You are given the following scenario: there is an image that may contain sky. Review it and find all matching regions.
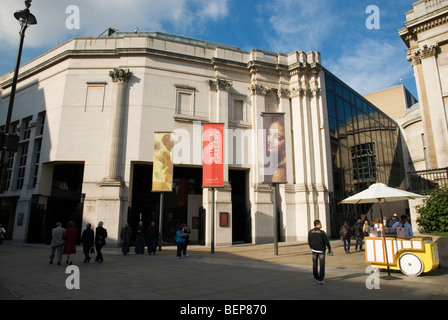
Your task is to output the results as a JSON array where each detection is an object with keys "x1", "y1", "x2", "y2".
[{"x1": 0, "y1": 0, "x2": 418, "y2": 98}]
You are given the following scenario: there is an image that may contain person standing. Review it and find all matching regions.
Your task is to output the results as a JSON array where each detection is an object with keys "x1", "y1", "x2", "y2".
[
  {"x1": 120, "y1": 223, "x2": 133, "y2": 255},
  {"x1": 95, "y1": 221, "x2": 108, "y2": 263},
  {"x1": 387, "y1": 213, "x2": 399, "y2": 227},
  {"x1": 175, "y1": 225, "x2": 188, "y2": 259},
  {"x1": 0, "y1": 224, "x2": 5, "y2": 244},
  {"x1": 181, "y1": 223, "x2": 191, "y2": 257},
  {"x1": 135, "y1": 221, "x2": 145, "y2": 255},
  {"x1": 49, "y1": 222, "x2": 66, "y2": 265},
  {"x1": 308, "y1": 220, "x2": 332, "y2": 285},
  {"x1": 353, "y1": 218, "x2": 364, "y2": 251},
  {"x1": 63, "y1": 221, "x2": 78, "y2": 265},
  {"x1": 81, "y1": 223, "x2": 94, "y2": 263},
  {"x1": 340, "y1": 221, "x2": 351, "y2": 254},
  {"x1": 392, "y1": 215, "x2": 414, "y2": 237},
  {"x1": 363, "y1": 220, "x2": 371, "y2": 237},
  {"x1": 146, "y1": 221, "x2": 159, "y2": 255}
]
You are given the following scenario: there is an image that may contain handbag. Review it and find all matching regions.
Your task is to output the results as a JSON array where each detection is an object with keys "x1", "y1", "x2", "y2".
[{"x1": 90, "y1": 247, "x2": 95, "y2": 254}]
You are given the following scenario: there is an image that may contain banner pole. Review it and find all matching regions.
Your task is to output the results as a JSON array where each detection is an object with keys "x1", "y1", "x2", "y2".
[
  {"x1": 273, "y1": 184, "x2": 278, "y2": 256},
  {"x1": 158, "y1": 192, "x2": 164, "y2": 252},
  {"x1": 211, "y1": 187, "x2": 215, "y2": 254}
]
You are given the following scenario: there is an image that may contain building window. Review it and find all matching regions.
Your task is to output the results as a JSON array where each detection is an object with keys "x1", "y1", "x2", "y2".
[
  {"x1": 32, "y1": 139, "x2": 42, "y2": 188},
  {"x1": 5, "y1": 151, "x2": 14, "y2": 191},
  {"x1": 37, "y1": 111, "x2": 46, "y2": 136},
  {"x1": 351, "y1": 143, "x2": 377, "y2": 180},
  {"x1": 175, "y1": 87, "x2": 195, "y2": 117},
  {"x1": 85, "y1": 83, "x2": 107, "y2": 111},
  {"x1": 16, "y1": 142, "x2": 29, "y2": 189},
  {"x1": 231, "y1": 98, "x2": 245, "y2": 122},
  {"x1": 22, "y1": 117, "x2": 32, "y2": 140}
]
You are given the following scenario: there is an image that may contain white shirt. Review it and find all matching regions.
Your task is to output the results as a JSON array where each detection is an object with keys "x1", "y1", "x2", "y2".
[{"x1": 392, "y1": 221, "x2": 414, "y2": 237}]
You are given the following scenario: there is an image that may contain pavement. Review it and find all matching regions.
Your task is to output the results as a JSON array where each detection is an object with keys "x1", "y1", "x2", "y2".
[{"x1": 1, "y1": 239, "x2": 447, "y2": 310}]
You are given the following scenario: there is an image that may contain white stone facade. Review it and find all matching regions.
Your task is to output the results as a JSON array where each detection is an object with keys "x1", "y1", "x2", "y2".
[
  {"x1": 0, "y1": 32, "x2": 332, "y2": 246},
  {"x1": 398, "y1": 0, "x2": 448, "y2": 169}
]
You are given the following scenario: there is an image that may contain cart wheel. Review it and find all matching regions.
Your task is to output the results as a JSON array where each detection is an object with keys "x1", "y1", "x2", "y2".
[{"x1": 399, "y1": 253, "x2": 423, "y2": 276}]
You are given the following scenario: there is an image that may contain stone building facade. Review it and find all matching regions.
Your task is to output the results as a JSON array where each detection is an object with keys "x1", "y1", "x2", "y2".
[
  {"x1": 398, "y1": 0, "x2": 448, "y2": 170},
  {"x1": 0, "y1": 30, "x2": 405, "y2": 245}
]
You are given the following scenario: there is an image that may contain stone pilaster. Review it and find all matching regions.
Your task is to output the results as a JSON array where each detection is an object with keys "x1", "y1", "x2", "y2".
[{"x1": 104, "y1": 68, "x2": 132, "y2": 183}]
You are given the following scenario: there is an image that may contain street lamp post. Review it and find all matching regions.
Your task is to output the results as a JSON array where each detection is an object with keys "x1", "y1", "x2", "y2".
[{"x1": 0, "y1": 1, "x2": 37, "y2": 192}]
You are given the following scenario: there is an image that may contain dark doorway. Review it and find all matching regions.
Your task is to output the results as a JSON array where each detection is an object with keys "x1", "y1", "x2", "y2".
[
  {"x1": 0, "y1": 197, "x2": 18, "y2": 240},
  {"x1": 31, "y1": 163, "x2": 85, "y2": 244},
  {"x1": 129, "y1": 164, "x2": 203, "y2": 244},
  {"x1": 229, "y1": 169, "x2": 251, "y2": 243}
]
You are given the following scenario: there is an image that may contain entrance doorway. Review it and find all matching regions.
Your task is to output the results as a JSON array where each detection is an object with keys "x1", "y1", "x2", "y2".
[
  {"x1": 129, "y1": 164, "x2": 203, "y2": 244},
  {"x1": 0, "y1": 197, "x2": 18, "y2": 240},
  {"x1": 229, "y1": 169, "x2": 251, "y2": 243},
  {"x1": 28, "y1": 163, "x2": 85, "y2": 244}
]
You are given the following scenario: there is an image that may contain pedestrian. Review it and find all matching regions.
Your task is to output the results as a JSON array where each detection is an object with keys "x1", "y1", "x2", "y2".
[
  {"x1": 363, "y1": 220, "x2": 371, "y2": 237},
  {"x1": 95, "y1": 221, "x2": 107, "y2": 263},
  {"x1": 353, "y1": 218, "x2": 364, "y2": 251},
  {"x1": 340, "y1": 221, "x2": 351, "y2": 254},
  {"x1": 181, "y1": 223, "x2": 191, "y2": 257},
  {"x1": 0, "y1": 224, "x2": 5, "y2": 245},
  {"x1": 308, "y1": 220, "x2": 333, "y2": 285},
  {"x1": 135, "y1": 221, "x2": 145, "y2": 255},
  {"x1": 387, "y1": 213, "x2": 399, "y2": 227},
  {"x1": 120, "y1": 223, "x2": 132, "y2": 255},
  {"x1": 175, "y1": 225, "x2": 188, "y2": 259},
  {"x1": 146, "y1": 221, "x2": 159, "y2": 255},
  {"x1": 392, "y1": 215, "x2": 414, "y2": 237},
  {"x1": 49, "y1": 222, "x2": 66, "y2": 265},
  {"x1": 63, "y1": 221, "x2": 78, "y2": 265},
  {"x1": 80, "y1": 223, "x2": 94, "y2": 263}
]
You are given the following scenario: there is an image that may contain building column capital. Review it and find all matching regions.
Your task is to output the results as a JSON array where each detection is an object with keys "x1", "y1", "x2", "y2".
[
  {"x1": 407, "y1": 44, "x2": 439, "y2": 66},
  {"x1": 249, "y1": 84, "x2": 269, "y2": 96},
  {"x1": 109, "y1": 68, "x2": 132, "y2": 83},
  {"x1": 207, "y1": 79, "x2": 233, "y2": 91}
]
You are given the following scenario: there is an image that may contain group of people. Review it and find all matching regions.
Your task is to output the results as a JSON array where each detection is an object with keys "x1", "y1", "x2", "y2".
[
  {"x1": 339, "y1": 214, "x2": 414, "y2": 254},
  {"x1": 49, "y1": 221, "x2": 108, "y2": 265},
  {"x1": 308, "y1": 213, "x2": 414, "y2": 285},
  {"x1": 120, "y1": 221, "x2": 191, "y2": 259},
  {"x1": 120, "y1": 221, "x2": 160, "y2": 256}
]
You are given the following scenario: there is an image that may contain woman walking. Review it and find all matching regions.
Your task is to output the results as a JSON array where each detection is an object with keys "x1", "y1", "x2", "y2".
[{"x1": 63, "y1": 221, "x2": 78, "y2": 265}]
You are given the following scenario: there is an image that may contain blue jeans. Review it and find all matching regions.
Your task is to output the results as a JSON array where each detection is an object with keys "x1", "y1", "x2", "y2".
[
  {"x1": 312, "y1": 251, "x2": 326, "y2": 281},
  {"x1": 342, "y1": 238, "x2": 351, "y2": 252},
  {"x1": 355, "y1": 236, "x2": 363, "y2": 250}
]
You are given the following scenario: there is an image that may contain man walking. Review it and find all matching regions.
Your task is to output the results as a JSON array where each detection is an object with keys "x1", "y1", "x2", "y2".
[
  {"x1": 49, "y1": 222, "x2": 66, "y2": 265},
  {"x1": 308, "y1": 220, "x2": 333, "y2": 285}
]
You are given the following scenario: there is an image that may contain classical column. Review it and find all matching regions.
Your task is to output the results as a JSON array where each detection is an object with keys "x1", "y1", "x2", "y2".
[
  {"x1": 105, "y1": 68, "x2": 132, "y2": 183},
  {"x1": 419, "y1": 44, "x2": 448, "y2": 168}
]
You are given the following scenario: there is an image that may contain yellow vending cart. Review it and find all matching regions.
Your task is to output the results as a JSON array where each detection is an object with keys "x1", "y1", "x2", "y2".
[{"x1": 365, "y1": 236, "x2": 440, "y2": 276}]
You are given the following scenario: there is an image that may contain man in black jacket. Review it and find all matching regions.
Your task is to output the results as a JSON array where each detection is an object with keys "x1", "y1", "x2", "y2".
[{"x1": 308, "y1": 220, "x2": 333, "y2": 285}]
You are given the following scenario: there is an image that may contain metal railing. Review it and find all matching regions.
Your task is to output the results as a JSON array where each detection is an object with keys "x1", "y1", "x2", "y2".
[{"x1": 408, "y1": 167, "x2": 448, "y2": 194}]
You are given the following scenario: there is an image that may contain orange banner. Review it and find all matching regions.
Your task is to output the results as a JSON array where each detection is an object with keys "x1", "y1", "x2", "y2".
[
  {"x1": 152, "y1": 132, "x2": 174, "y2": 191},
  {"x1": 202, "y1": 123, "x2": 224, "y2": 188}
]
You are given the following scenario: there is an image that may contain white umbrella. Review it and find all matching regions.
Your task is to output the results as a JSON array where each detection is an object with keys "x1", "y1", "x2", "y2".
[
  {"x1": 339, "y1": 182, "x2": 424, "y2": 204},
  {"x1": 340, "y1": 182, "x2": 425, "y2": 276}
]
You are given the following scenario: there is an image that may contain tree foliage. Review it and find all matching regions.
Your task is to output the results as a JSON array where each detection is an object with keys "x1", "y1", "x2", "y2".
[{"x1": 416, "y1": 186, "x2": 448, "y2": 233}]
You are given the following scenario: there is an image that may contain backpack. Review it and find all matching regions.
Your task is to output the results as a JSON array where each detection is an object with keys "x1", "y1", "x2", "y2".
[{"x1": 341, "y1": 225, "x2": 350, "y2": 239}]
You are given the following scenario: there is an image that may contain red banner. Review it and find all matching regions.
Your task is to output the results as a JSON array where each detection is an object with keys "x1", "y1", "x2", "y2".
[{"x1": 202, "y1": 123, "x2": 224, "y2": 188}]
